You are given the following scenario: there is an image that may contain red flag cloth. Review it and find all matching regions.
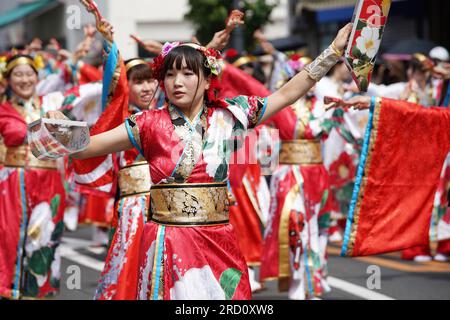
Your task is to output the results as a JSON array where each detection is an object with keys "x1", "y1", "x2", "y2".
[
  {"x1": 72, "y1": 42, "x2": 129, "y2": 196},
  {"x1": 341, "y1": 97, "x2": 450, "y2": 256},
  {"x1": 79, "y1": 63, "x2": 103, "y2": 85},
  {"x1": 218, "y1": 63, "x2": 270, "y2": 265},
  {"x1": 219, "y1": 63, "x2": 270, "y2": 99},
  {"x1": 229, "y1": 165, "x2": 263, "y2": 264},
  {"x1": 218, "y1": 63, "x2": 270, "y2": 188}
]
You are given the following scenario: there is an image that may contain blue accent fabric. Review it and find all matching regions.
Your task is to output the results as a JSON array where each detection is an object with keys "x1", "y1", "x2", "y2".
[
  {"x1": 316, "y1": 7, "x2": 354, "y2": 23},
  {"x1": 0, "y1": 0, "x2": 56, "y2": 28},
  {"x1": 443, "y1": 84, "x2": 450, "y2": 107},
  {"x1": 117, "y1": 197, "x2": 125, "y2": 221},
  {"x1": 257, "y1": 97, "x2": 268, "y2": 125},
  {"x1": 125, "y1": 119, "x2": 144, "y2": 156},
  {"x1": 341, "y1": 97, "x2": 376, "y2": 256},
  {"x1": 102, "y1": 41, "x2": 119, "y2": 110},
  {"x1": 140, "y1": 197, "x2": 148, "y2": 223},
  {"x1": 13, "y1": 169, "x2": 27, "y2": 298},
  {"x1": 169, "y1": 107, "x2": 203, "y2": 178},
  {"x1": 172, "y1": 105, "x2": 203, "y2": 131},
  {"x1": 152, "y1": 226, "x2": 166, "y2": 300}
]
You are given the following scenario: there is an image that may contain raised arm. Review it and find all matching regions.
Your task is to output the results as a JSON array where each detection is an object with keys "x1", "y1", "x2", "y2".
[
  {"x1": 260, "y1": 23, "x2": 352, "y2": 123},
  {"x1": 73, "y1": 123, "x2": 132, "y2": 159},
  {"x1": 206, "y1": 10, "x2": 244, "y2": 51},
  {"x1": 254, "y1": 29, "x2": 276, "y2": 56},
  {"x1": 44, "y1": 110, "x2": 132, "y2": 159}
]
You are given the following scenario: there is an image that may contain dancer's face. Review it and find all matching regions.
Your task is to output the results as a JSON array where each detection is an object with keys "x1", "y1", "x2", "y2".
[
  {"x1": 129, "y1": 78, "x2": 158, "y2": 110},
  {"x1": 8, "y1": 64, "x2": 38, "y2": 100},
  {"x1": 164, "y1": 58, "x2": 210, "y2": 110}
]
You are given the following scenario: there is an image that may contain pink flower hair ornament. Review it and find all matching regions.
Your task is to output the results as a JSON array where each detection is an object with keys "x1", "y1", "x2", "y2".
[{"x1": 152, "y1": 42, "x2": 226, "y2": 107}]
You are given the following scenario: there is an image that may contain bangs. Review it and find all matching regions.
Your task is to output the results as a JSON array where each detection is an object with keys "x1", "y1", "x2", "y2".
[
  {"x1": 127, "y1": 63, "x2": 153, "y2": 82},
  {"x1": 161, "y1": 45, "x2": 209, "y2": 78}
]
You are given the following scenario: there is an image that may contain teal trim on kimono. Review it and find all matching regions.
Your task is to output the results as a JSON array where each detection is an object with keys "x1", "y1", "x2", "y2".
[
  {"x1": 117, "y1": 197, "x2": 125, "y2": 221},
  {"x1": 152, "y1": 225, "x2": 166, "y2": 300},
  {"x1": 341, "y1": 97, "x2": 376, "y2": 256},
  {"x1": 140, "y1": 197, "x2": 148, "y2": 223},
  {"x1": 125, "y1": 119, "x2": 144, "y2": 156},
  {"x1": 102, "y1": 41, "x2": 119, "y2": 110},
  {"x1": 169, "y1": 108, "x2": 203, "y2": 178},
  {"x1": 172, "y1": 105, "x2": 202, "y2": 131},
  {"x1": 443, "y1": 84, "x2": 450, "y2": 107},
  {"x1": 257, "y1": 97, "x2": 268, "y2": 125},
  {"x1": 13, "y1": 169, "x2": 27, "y2": 299}
]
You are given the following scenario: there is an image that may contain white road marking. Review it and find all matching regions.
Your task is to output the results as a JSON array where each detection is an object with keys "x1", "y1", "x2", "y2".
[
  {"x1": 60, "y1": 244, "x2": 105, "y2": 272},
  {"x1": 328, "y1": 276, "x2": 395, "y2": 300},
  {"x1": 62, "y1": 236, "x2": 96, "y2": 248},
  {"x1": 60, "y1": 237, "x2": 396, "y2": 300}
]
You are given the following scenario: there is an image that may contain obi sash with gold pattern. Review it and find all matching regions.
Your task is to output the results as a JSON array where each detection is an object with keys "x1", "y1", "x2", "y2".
[
  {"x1": 149, "y1": 182, "x2": 230, "y2": 226},
  {"x1": 279, "y1": 139, "x2": 323, "y2": 165},
  {"x1": 4, "y1": 145, "x2": 57, "y2": 169},
  {"x1": 118, "y1": 161, "x2": 151, "y2": 197},
  {"x1": 0, "y1": 141, "x2": 6, "y2": 165}
]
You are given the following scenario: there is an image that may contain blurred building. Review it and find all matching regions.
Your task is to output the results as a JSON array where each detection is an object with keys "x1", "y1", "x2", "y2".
[
  {"x1": 0, "y1": 0, "x2": 106, "y2": 55},
  {"x1": 0, "y1": 0, "x2": 290, "y2": 59},
  {"x1": 291, "y1": 0, "x2": 449, "y2": 56},
  {"x1": 0, "y1": 0, "x2": 447, "y2": 58}
]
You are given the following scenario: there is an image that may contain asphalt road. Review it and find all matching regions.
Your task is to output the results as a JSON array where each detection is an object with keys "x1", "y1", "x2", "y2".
[{"x1": 57, "y1": 226, "x2": 450, "y2": 300}]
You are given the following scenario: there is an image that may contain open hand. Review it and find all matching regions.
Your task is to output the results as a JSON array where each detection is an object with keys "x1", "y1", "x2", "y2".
[
  {"x1": 342, "y1": 95, "x2": 371, "y2": 110},
  {"x1": 44, "y1": 111, "x2": 70, "y2": 132},
  {"x1": 333, "y1": 23, "x2": 353, "y2": 53},
  {"x1": 98, "y1": 18, "x2": 114, "y2": 43},
  {"x1": 225, "y1": 10, "x2": 245, "y2": 34}
]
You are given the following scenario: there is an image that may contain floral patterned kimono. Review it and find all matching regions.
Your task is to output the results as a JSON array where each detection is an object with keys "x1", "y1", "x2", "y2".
[
  {"x1": 0, "y1": 95, "x2": 66, "y2": 299},
  {"x1": 113, "y1": 95, "x2": 267, "y2": 300},
  {"x1": 431, "y1": 153, "x2": 450, "y2": 252},
  {"x1": 94, "y1": 105, "x2": 152, "y2": 300},
  {"x1": 260, "y1": 95, "x2": 350, "y2": 299},
  {"x1": 315, "y1": 78, "x2": 368, "y2": 228}
]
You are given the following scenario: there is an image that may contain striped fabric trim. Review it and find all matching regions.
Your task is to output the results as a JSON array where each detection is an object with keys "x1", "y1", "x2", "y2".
[
  {"x1": 75, "y1": 155, "x2": 114, "y2": 185},
  {"x1": 13, "y1": 169, "x2": 27, "y2": 299}
]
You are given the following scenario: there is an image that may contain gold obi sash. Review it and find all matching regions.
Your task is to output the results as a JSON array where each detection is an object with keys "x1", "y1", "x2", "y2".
[
  {"x1": 279, "y1": 139, "x2": 323, "y2": 165},
  {"x1": 0, "y1": 143, "x2": 6, "y2": 165},
  {"x1": 118, "y1": 161, "x2": 151, "y2": 197},
  {"x1": 4, "y1": 145, "x2": 57, "y2": 169},
  {"x1": 149, "y1": 182, "x2": 230, "y2": 226}
]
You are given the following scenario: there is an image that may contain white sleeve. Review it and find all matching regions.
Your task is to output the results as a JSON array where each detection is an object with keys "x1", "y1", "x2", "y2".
[{"x1": 366, "y1": 82, "x2": 407, "y2": 99}]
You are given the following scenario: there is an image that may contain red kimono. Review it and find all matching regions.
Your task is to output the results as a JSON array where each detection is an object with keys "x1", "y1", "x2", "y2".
[
  {"x1": 0, "y1": 96, "x2": 66, "y2": 299},
  {"x1": 342, "y1": 98, "x2": 450, "y2": 257},
  {"x1": 260, "y1": 96, "x2": 345, "y2": 299},
  {"x1": 117, "y1": 94, "x2": 267, "y2": 300}
]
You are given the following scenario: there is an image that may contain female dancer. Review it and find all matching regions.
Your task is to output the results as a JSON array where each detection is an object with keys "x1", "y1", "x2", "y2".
[
  {"x1": 45, "y1": 23, "x2": 352, "y2": 299},
  {"x1": 0, "y1": 54, "x2": 66, "y2": 299}
]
